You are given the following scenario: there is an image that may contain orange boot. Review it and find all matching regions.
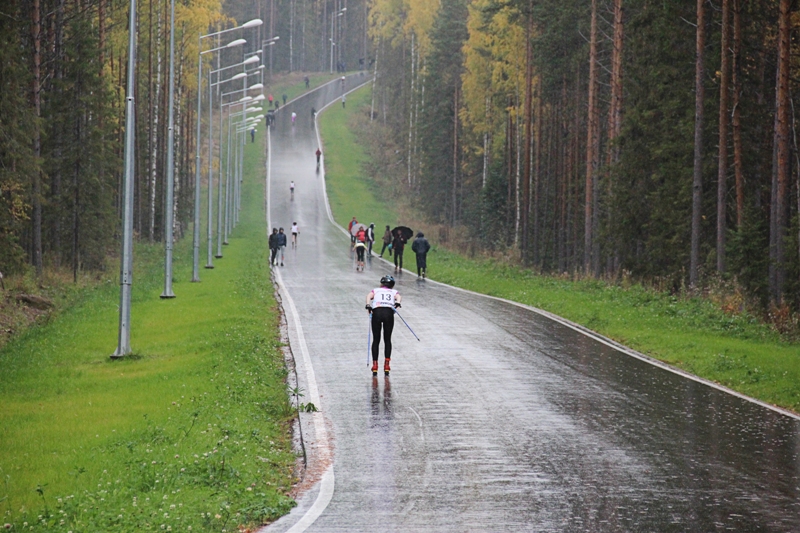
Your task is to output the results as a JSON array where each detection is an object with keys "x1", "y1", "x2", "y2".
[
  {"x1": 371, "y1": 360, "x2": 378, "y2": 376},
  {"x1": 384, "y1": 358, "x2": 391, "y2": 376}
]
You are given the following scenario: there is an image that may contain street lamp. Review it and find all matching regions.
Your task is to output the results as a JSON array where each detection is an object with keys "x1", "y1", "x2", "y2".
[
  {"x1": 207, "y1": 54, "x2": 261, "y2": 258},
  {"x1": 330, "y1": 9, "x2": 345, "y2": 73},
  {"x1": 191, "y1": 18, "x2": 261, "y2": 281},
  {"x1": 113, "y1": 0, "x2": 138, "y2": 358},
  {"x1": 219, "y1": 95, "x2": 263, "y2": 239},
  {"x1": 161, "y1": 0, "x2": 178, "y2": 299}
]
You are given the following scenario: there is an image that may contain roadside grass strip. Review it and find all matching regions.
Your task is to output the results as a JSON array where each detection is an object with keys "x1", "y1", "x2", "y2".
[
  {"x1": 318, "y1": 87, "x2": 391, "y2": 229},
  {"x1": 319, "y1": 86, "x2": 800, "y2": 414},
  {"x1": 0, "y1": 94, "x2": 298, "y2": 531}
]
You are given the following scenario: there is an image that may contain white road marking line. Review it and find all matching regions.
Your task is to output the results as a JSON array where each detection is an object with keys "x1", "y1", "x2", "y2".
[{"x1": 266, "y1": 125, "x2": 335, "y2": 533}]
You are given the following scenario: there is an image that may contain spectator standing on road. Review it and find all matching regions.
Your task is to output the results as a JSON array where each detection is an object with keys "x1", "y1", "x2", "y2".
[
  {"x1": 268, "y1": 228, "x2": 279, "y2": 266},
  {"x1": 277, "y1": 228, "x2": 288, "y2": 266},
  {"x1": 316, "y1": 148, "x2": 322, "y2": 165},
  {"x1": 392, "y1": 230, "x2": 406, "y2": 272},
  {"x1": 380, "y1": 225, "x2": 392, "y2": 257},
  {"x1": 291, "y1": 111, "x2": 297, "y2": 124},
  {"x1": 367, "y1": 223, "x2": 376, "y2": 256},
  {"x1": 412, "y1": 232, "x2": 431, "y2": 278},
  {"x1": 311, "y1": 107, "x2": 316, "y2": 119}
]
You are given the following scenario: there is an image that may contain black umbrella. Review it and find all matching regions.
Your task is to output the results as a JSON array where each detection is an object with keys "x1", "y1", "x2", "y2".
[{"x1": 391, "y1": 226, "x2": 413, "y2": 240}]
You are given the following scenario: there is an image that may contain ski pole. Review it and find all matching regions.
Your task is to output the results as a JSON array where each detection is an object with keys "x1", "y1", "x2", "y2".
[
  {"x1": 394, "y1": 309, "x2": 420, "y2": 341},
  {"x1": 367, "y1": 312, "x2": 372, "y2": 366}
]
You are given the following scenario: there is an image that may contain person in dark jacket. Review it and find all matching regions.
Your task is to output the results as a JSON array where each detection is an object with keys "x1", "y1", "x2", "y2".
[
  {"x1": 367, "y1": 223, "x2": 376, "y2": 255},
  {"x1": 276, "y1": 227, "x2": 288, "y2": 266},
  {"x1": 268, "y1": 228, "x2": 279, "y2": 266},
  {"x1": 380, "y1": 225, "x2": 392, "y2": 257},
  {"x1": 411, "y1": 232, "x2": 431, "y2": 278},
  {"x1": 392, "y1": 231, "x2": 406, "y2": 272}
]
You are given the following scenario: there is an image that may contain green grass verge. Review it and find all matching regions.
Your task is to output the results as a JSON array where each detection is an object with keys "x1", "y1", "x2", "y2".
[
  {"x1": 319, "y1": 85, "x2": 800, "y2": 414},
  {"x1": 0, "y1": 108, "x2": 297, "y2": 531},
  {"x1": 319, "y1": 86, "x2": 396, "y2": 229}
]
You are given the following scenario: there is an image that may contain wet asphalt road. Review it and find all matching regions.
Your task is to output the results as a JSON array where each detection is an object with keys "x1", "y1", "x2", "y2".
[{"x1": 260, "y1": 76, "x2": 800, "y2": 532}]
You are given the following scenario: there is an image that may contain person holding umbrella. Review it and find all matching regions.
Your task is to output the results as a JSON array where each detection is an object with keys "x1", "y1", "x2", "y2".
[
  {"x1": 365, "y1": 275, "x2": 402, "y2": 376},
  {"x1": 348, "y1": 216, "x2": 358, "y2": 245},
  {"x1": 412, "y1": 232, "x2": 430, "y2": 278}
]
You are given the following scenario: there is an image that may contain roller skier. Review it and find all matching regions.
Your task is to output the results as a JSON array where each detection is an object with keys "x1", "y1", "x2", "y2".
[{"x1": 366, "y1": 276, "x2": 401, "y2": 376}]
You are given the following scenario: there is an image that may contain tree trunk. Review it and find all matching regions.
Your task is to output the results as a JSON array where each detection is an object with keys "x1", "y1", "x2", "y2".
[
  {"x1": 533, "y1": 81, "x2": 542, "y2": 266},
  {"x1": 770, "y1": 0, "x2": 791, "y2": 305},
  {"x1": 31, "y1": 0, "x2": 43, "y2": 276},
  {"x1": 606, "y1": 0, "x2": 623, "y2": 273},
  {"x1": 690, "y1": 0, "x2": 706, "y2": 287},
  {"x1": 407, "y1": 33, "x2": 415, "y2": 187},
  {"x1": 290, "y1": 0, "x2": 295, "y2": 71},
  {"x1": 521, "y1": 1, "x2": 533, "y2": 261},
  {"x1": 452, "y1": 82, "x2": 459, "y2": 226},
  {"x1": 73, "y1": 118, "x2": 81, "y2": 283},
  {"x1": 732, "y1": 0, "x2": 744, "y2": 229},
  {"x1": 716, "y1": 0, "x2": 730, "y2": 273},
  {"x1": 98, "y1": 0, "x2": 105, "y2": 67},
  {"x1": 52, "y1": 0, "x2": 66, "y2": 266},
  {"x1": 584, "y1": 0, "x2": 599, "y2": 274}
]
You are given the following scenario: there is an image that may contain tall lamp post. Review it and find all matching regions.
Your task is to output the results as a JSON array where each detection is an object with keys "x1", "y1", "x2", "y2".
[
  {"x1": 208, "y1": 54, "x2": 261, "y2": 260},
  {"x1": 221, "y1": 94, "x2": 264, "y2": 240},
  {"x1": 161, "y1": 0, "x2": 177, "y2": 299},
  {"x1": 112, "y1": 0, "x2": 139, "y2": 358},
  {"x1": 329, "y1": 8, "x2": 345, "y2": 73},
  {"x1": 191, "y1": 18, "x2": 261, "y2": 281}
]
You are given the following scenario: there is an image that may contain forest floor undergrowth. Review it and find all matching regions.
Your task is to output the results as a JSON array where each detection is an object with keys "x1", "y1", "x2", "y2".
[{"x1": 319, "y1": 85, "x2": 800, "y2": 415}]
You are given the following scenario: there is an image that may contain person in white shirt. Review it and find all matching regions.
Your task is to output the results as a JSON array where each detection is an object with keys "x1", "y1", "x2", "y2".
[
  {"x1": 365, "y1": 275, "x2": 401, "y2": 376},
  {"x1": 291, "y1": 222, "x2": 299, "y2": 248}
]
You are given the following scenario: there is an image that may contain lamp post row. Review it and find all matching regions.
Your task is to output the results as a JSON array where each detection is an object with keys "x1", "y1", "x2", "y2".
[{"x1": 114, "y1": 13, "x2": 263, "y2": 358}]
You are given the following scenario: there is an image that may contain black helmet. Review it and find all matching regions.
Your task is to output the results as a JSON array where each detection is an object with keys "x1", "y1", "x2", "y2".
[{"x1": 380, "y1": 275, "x2": 395, "y2": 288}]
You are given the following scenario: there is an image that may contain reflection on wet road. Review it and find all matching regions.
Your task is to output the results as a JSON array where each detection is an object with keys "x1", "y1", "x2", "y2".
[{"x1": 261, "y1": 77, "x2": 800, "y2": 532}]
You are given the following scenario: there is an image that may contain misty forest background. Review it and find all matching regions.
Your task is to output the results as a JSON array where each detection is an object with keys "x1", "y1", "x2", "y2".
[{"x1": 1, "y1": 0, "x2": 800, "y2": 325}]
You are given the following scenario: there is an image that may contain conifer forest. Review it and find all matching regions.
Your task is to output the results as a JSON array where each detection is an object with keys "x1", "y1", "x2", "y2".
[{"x1": 2, "y1": 0, "x2": 799, "y2": 314}]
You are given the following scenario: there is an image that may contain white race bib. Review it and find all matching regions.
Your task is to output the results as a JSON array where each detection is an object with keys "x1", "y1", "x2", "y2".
[{"x1": 371, "y1": 288, "x2": 398, "y2": 308}]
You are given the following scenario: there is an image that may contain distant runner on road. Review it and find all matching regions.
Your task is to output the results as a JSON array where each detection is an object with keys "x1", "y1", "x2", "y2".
[{"x1": 355, "y1": 227, "x2": 367, "y2": 271}]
